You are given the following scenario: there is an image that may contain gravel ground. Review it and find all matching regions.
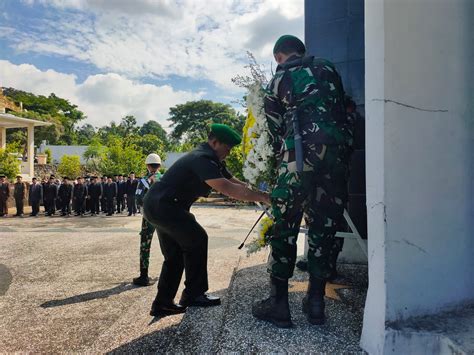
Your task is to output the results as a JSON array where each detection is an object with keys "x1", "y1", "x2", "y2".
[{"x1": 0, "y1": 206, "x2": 369, "y2": 353}]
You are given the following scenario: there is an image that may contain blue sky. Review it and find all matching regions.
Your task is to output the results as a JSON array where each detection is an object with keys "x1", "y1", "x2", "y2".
[{"x1": 0, "y1": 0, "x2": 303, "y2": 130}]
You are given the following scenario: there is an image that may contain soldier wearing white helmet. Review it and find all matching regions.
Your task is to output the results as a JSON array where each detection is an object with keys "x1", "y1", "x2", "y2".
[{"x1": 132, "y1": 153, "x2": 163, "y2": 286}]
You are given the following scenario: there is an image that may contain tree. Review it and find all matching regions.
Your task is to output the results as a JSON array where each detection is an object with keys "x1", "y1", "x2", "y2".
[
  {"x1": 76, "y1": 124, "x2": 96, "y2": 145},
  {"x1": 57, "y1": 155, "x2": 82, "y2": 179},
  {"x1": 135, "y1": 134, "x2": 166, "y2": 158},
  {"x1": 44, "y1": 148, "x2": 52, "y2": 164},
  {"x1": 168, "y1": 100, "x2": 245, "y2": 146},
  {"x1": 100, "y1": 137, "x2": 145, "y2": 176},
  {"x1": 0, "y1": 148, "x2": 20, "y2": 180},
  {"x1": 225, "y1": 147, "x2": 244, "y2": 181},
  {"x1": 140, "y1": 120, "x2": 168, "y2": 147},
  {"x1": 83, "y1": 138, "x2": 107, "y2": 172}
]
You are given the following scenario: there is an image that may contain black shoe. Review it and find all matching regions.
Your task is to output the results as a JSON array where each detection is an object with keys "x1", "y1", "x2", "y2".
[
  {"x1": 127, "y1": 213, "x2": 132, "y2": 216},
  {"x1": 133, "y1": 268, "x2": 151, "y2": 286},
  {"x1": 302, "y1": 275, "x2": 326, "y2": 325},
  {"x1": 252, "y1": 276, "x2": 292, "y2": 328},
  {"x1": 179, "y1": 293, "x2": 221, "y2": 307},
  {"x1": 150, "y1": 300, "x2": 187, "y2": 317}
]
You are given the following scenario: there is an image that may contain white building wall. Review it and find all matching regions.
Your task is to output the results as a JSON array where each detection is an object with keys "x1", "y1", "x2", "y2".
[{"x1": 362, "y1": 0, "x2": 473, "y2": 353}]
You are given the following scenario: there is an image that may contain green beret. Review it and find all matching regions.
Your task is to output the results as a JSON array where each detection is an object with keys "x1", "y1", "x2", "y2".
[
  {"x1": 210, "y1": 123, "x2": 242, "y2": 146},
  {"x1": 273, "y1": 35, "x2": 306, "y2": 54}
]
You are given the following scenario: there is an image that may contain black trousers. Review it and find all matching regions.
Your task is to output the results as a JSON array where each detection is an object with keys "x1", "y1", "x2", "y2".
[
  {"x1": 116, "y1": 195, "x2": 125, "y2": 212},
  {"x1": 106, "y1": 197, "x2": 115, "y2": 215},
  {"x1": 15, "y1": 198, "x2": 24, "y2": 215},
  {"x1": 74, "y1": 198, "x2": 85, "y2": 214},
  {"x1": 60, "y1": 199, "x2": 71, "y2": 215},
  {"x1": 90, "y1": 197, "x2": 100, "y2": 214},
  {"x1": 101, "y1": 197, "x2": 106, "y2": 212},
  {"x1": 127, "y1": 195, "x2": 137, "y2": 215},
  {"x1": 45, "y1": 198, "x2": 55, "y2": 215},
  {"x1": 30, "y1": 200, "x2": 40, "y2": 216},
  {"x1": 145, "y1": 201, "x2": 209, "y2": 303},
  {"x1": 0, "y1": 198, "x2": 8, "y2": 215}
]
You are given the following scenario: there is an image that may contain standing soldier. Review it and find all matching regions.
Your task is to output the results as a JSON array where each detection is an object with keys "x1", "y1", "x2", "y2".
[
  {"x1": 116, "y1": 174, "x2": 126, "y2": 214},
  {"x1": 28, "y1": 177, "x2": 43, "y2": 217},
  {"x1": 100, "y1": 176, "x2": 107, "y2": 213},
  {"x1": 252, "y1": 35, "x2": 353, "y2": 328},
  {"x1": 125, "y1": 172, "x2": 138, "y2": 216},
  {"x1": 84, "y1": 176, "x2": 92, "y2": 214},
  {"x1": 58, "y1": 177, "x2": 73, "y2": 216},
  {"x1": 13, "y1": 175, "x2": 26, "y2": 217},
  {"x1": 73, "y1": 177, "x2": 87, "y2": 216},
  {"x1": 88, "y1": 176, "x2": 102, "y2": 216},
  {"x1": 104, "y1": 176, "x2": 117, "y2": 216},
  {"x1": 143, "y1": 124, "x2": 269, "y2": 317},
  {"x1": 43, "y1": 176, "x2": 57, "y2": 216},
  {"x1": 0, "y1": 175, "x2": 9, "y2": 217},
  {"x1": 133, "y1": 153, "x2": 162, "y2": 286}
]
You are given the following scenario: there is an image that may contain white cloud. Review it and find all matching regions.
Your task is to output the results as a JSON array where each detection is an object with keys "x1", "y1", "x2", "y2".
[
  {"x1": 12, "y1": 0, "x2": 304, "y2": 91},
  {"x1": 0, "y1": 60, "x2": 203, "y2": 128}
]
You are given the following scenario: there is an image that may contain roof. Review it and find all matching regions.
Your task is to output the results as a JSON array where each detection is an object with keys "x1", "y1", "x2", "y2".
[{"x1": 0, "y1": 113, "x2": 52, "y2": 128}]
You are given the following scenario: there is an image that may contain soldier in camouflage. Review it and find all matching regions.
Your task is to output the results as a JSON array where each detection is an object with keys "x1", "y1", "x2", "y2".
[
  {"x1": 252, "y1": 35, "x2": 353, "y2": 328},
  {"x1": 132, "y1": 153, "x2": 163, "y2": 286}
]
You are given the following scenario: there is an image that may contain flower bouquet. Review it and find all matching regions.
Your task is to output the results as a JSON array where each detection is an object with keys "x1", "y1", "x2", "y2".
[{"x1": 233, "y1": 53, "x2": 276, "y2": 255}]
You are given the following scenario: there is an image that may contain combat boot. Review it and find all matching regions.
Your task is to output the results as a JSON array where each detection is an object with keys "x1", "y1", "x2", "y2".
[
  {"x1": 302, "y1": 275, "x2": 326, "y2": 325},
  {"x1": 132, "y1": 268, "x2": 151, "y2": 286},
  {"x1": 252, "y1": 276, "x2": 292, "y2": 328}
]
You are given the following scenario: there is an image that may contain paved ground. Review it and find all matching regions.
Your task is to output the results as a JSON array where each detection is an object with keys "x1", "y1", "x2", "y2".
[{"x1": 0, "y1": 206, "x2": 368, "y2": 353}]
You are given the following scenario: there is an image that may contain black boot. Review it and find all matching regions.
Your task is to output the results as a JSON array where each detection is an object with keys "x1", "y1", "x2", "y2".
[
  {"x1": 252, "y1": 276, "x2": 292, "y2": 328},
  {"x1": 302, "y1": 275, "x2": 326, "y2": 325},
  {"x1": 133, "y1": 268, "x2": 151, "y2": 286}
]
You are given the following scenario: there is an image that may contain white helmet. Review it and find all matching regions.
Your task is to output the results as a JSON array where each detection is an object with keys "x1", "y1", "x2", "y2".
[{"x1": 145, "y1": 153, "x2": 162, "y2": 165}]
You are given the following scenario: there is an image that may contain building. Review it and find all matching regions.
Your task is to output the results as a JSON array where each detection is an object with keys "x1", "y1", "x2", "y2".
[{"x1": 305, "y1": 0, "x2": 473, "y2": 353}]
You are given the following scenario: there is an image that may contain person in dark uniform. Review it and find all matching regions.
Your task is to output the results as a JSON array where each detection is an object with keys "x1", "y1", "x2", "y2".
[
  {"x1": 73, "y1": 177, "x2": 87, "y2": 216},
  {"x1": 29, "y1": 177, "x2": 43, "y2": 216},
  {"x1": 116, "y1": 174, "x2": 126, "y2": 213},
  {"x1": 84, "y1": 176, "x2": 92, "y2": 214},
  {"x1": 88, "y1": 176, "x2": 102, "y2": 216},
  {"x1": 43, "y1": 176, "x2": 57, "y2": 216},
  {"x1": 58, "y1": 177, "x2": 73, "y2": 216},
  {"x1": 13, "y1": 175, "x2": 26, "y2": 216},
  {"x1": 143, "y1": 124, "x2": 270, "y2": 317},
  {"x1": 100, "y1": 176, "x2": 107, "y2": 213},
  {"x1": 0, "y1": 175, "x2": 9, "y2": 217},
  {"x1": 125, "y1": 172, "x2": 138, "y2": 216},
  {"x1": 104, "y1": 176, "x2": 117, "y2": 216}
]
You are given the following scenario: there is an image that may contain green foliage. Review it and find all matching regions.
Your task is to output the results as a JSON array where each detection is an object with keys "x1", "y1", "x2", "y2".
[
  {"x1": 225, "y1": 146, "x2": 244, "y2": 180},
  {"x1": 0, "y1": 148, "x2": 21, "y2": 180},
  {"x1": 76, "y1": 124, "x2": 96, "y2": 145},
  {"x1": 168, "y1": 100, "x2": 244, "y2": 146},
  {"x1": 57, "y1": 155, "x2": 82, "y2": 179},
  {"x1": 140, "y1": 120, "x2": 169, "y2": 147},
  {"x1": 100, "y1": 137, "x2": 145, "y2": 176},
  {"x1": 44, "y1": 148, "x2": 52, "y2": 164},
  {"x1": 3, "y1": 88, "x2": 85, "y2": 144},
  {"x1": 83, "y1": 138, "x2": 107, "y2": 172}
]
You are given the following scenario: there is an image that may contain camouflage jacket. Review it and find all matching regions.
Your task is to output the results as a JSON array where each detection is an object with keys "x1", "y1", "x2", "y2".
[{"x1": 264, "y1": 55, "x2": 352, "y2": 156}]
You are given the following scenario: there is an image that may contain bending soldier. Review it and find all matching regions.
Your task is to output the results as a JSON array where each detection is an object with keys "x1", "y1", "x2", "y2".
[{"x1": 143, "y1": 124, "x2": 269, "y2": 317}]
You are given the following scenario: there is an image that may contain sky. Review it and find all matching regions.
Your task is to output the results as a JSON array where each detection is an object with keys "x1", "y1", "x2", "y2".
[{"x1": 0, "y1": 0, "x2": 304, "y2": 130}]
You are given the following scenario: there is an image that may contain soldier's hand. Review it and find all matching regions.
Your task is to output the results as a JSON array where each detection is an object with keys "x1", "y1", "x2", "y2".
[{"x1": 260, "y1": 192, "x2": 271, "y2": 205}]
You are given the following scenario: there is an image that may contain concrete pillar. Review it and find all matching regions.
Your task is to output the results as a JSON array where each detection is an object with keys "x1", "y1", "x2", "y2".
[
  {"x1": 27, "y1": 124, "x2": 34, "y2": 177},
  {"x1": 0, "y1": 127, "x2": 6, "y2": 150},
  {"x1": 361, "y1": 0, "x2": 474, "y2": 353}
]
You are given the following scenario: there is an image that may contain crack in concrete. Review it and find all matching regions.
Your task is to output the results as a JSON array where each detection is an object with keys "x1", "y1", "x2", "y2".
[{"x1": 372, "y1": 99, "x2": 449, "y2": 113}]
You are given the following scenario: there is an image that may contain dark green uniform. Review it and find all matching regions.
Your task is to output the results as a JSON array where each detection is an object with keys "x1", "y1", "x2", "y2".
[
  {"x1": 264, "y1": 55, "x2": 353, "y2": 280},
  {"x1": 136, "y1": 171, "x2": 161, "y2": 270},
  {"x1": 143, "y1": 143, "x2": 232, "y2": 304}
]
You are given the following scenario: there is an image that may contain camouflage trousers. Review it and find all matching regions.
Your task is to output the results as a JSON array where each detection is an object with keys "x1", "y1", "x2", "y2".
[
  {"x1": 268, "y1": 144, "x2": 349, "y2": 280},
  {"x1": 139, "y1": 218, "x2": 157, "y2": 269}
]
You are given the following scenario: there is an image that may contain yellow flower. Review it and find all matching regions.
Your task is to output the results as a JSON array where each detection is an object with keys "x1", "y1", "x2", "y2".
[{"x1": 242, "y1": 109, "x2": 257, "y2": 156}]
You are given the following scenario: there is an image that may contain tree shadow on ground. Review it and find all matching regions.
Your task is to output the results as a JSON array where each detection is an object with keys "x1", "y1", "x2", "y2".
[{"x1": 40, "y1": 281, "x2": 155, "y2": 308}]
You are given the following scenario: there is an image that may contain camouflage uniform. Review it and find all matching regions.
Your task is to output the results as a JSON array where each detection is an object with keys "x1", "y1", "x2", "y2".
[
  {"x1": 265, "y1": 55, "x2": 353, "y2": 280},
  {"x1": 137, "y1": 171, "x2": 162, "y2": 269}
]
